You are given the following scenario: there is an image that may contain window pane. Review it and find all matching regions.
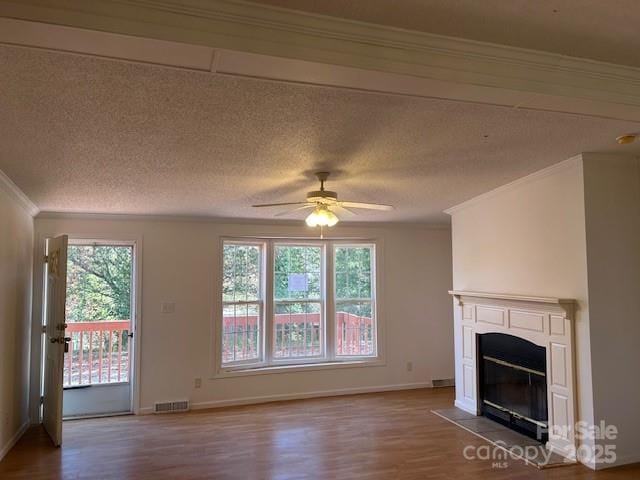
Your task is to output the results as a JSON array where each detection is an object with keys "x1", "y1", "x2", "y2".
[
  {"x1": 223, "y1": 244, "x2": 261, "y2": 302},
  {"x1": 335, "y1": 301, "x2": 375, "y2": 356},
  {"x1": 274, "y1": 245, "x2": 321, "y2": 300},
  {"x1": 222, "y1": 303, "x2": 260, "y2": 363},
  {"x1": 274, "y1": 302, "x2": 322, "y2": 358},
  {"x1": 335, "y1": 246, "x2": 372, "y2": 299}
]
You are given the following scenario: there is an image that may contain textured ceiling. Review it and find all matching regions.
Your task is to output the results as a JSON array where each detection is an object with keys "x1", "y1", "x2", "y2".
[
  {"x1": 253, "y1": 0, "x2": 640, "y2": 68},
  {"x1": 1, "y1": 45, "x2": 639, "y2": 223}
]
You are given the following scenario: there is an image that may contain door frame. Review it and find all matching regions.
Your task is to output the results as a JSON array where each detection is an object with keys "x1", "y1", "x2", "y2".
[{"x1": 30, "y1": 232, "x2": 143, "y2": 423}]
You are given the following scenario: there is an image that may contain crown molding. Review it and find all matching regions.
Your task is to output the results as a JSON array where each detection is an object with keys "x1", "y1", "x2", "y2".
[
  {"x1": 0, "y1": 169, "x2": 39, "y2": 217},
  {"x1": 444, "y1": 156, "x2": 583, "y2": 215},
  {"x1": 1, "y1": 0, "x2": 640, "y2": 121},
  {"x1": 35, "y1": 211, "x2": 450, "y2": 229}
]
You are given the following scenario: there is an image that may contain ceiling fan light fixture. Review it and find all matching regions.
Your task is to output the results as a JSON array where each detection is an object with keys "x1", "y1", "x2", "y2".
[
  {"x1": 305, "y1": 205, "x2": 339, "y2": 227},
  {"x1": 253, "y1": 171, "x2": 393, "y2": 227},
  {"x1": 616, "y1": 133, "x2": 637, "y2": 145}
]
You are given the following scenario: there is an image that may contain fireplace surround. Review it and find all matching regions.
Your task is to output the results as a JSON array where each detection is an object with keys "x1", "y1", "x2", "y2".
[{"x1": 450, "y1": 291, "x2": 577, "y2": 460}]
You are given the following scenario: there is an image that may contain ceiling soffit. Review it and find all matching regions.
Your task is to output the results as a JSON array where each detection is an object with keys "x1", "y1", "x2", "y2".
[{"x1": 0, "y1": 1, "x2": 639, "y2": 121}]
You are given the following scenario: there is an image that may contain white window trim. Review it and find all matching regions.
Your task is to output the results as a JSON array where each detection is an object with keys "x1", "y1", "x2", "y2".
[
  {"x1": 213, "y1": 237, "x2": 384, "y2": 378},
  {"x1": 333, "y1": 241, "x2": 378, "y2": 359},
  {"x1": 271, "y1": 240, "x2": 326, "y2": 362},
  {"x1": 219, "y1": 240, "x2": 267, "y2": 368},
  {"x1": 214, "y1": 358, "x2": 386, "y2": 379}
]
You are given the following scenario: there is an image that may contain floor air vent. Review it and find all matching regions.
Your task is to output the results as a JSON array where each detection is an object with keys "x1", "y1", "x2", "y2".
[
  {"x1": 153, "y1": 400, "x2": 190, "y2": 413},
  {"x1": 432, "y1": 378, "x2": 455, "y2": 387}
]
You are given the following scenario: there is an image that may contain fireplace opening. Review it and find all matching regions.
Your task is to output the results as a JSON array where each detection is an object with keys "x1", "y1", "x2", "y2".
[{"x1": 478, "y1": 333, "x2": 548, "y2": 443}]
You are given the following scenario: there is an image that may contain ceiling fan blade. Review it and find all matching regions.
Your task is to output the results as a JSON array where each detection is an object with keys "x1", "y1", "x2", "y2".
[
  {"x1": 331, "y1": 205, "x2": 357, "y2": 217},
  {"x1": 274, "y1": 205, "x2": 315, "y2": 217},
  {"x1": 252, "y1": 202, "x2": 310, "y2": 208},
  {"x1": 339, "y1": 201, "x2": 394, "y2": 211}
]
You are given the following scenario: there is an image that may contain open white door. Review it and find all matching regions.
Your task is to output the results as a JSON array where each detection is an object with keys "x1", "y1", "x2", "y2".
[{"x1": 43, "y1": 235, "x2": 68, "y2": 446}]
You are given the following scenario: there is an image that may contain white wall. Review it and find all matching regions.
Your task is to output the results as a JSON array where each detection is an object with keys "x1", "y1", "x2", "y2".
[
  {"x1": 447, "y1": 157, "x2": 597, "y2": 462},
  {"x1": 0, "y1": 177, "x2": 34, "y2": 460},
  {"x1": 32, "y1": 216, "x2": 453, "y2": 413},
  {"x1": 582, "y1": 153, "x2": 640, "y2": 467}
]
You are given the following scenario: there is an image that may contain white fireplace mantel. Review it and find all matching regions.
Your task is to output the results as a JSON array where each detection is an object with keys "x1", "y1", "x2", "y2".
[
  {"x1": 449, "y1": 290, "x2": 575, "y2": 307},
  {"x1": 449, "y1": 290, "x2": 577, "y2": 460}
]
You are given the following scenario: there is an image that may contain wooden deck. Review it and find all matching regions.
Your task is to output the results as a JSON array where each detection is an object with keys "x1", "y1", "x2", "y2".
[{"x1": 1, "y1": 388, "x2": 638, "y2": 479}]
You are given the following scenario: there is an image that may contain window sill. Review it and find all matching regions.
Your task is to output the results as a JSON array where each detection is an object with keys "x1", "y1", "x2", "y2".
[{"x1": 213, "y1": 358, "x2": 385, "y2": 379}]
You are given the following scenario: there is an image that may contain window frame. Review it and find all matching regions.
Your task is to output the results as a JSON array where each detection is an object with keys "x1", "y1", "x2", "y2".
[
  {"x1": 271, "y1": 241, "x2": 327, "y2": 364},
  {"x1": 216, "y1": 237, "x2": 382, "y2": 376},
  {"x1": 332, "y1": 242, "x2": 378, "y2": 360},
  {"x1": 220, "y1": 240, "x2": 268, "y2": 369}
]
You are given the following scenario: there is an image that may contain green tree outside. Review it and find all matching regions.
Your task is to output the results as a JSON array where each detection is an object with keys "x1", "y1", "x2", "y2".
[{"x1": 66, "y1": 245, "x2": 132, "y2": 322}]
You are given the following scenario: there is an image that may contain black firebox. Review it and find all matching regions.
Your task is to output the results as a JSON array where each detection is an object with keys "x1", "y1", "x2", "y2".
[{"x1": 478, "y1": 333, "x2": 548, "y2": 442}]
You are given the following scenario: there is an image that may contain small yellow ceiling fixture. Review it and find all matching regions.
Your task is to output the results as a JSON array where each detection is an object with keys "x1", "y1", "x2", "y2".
[
  {"x1": 616, "y1": 133, "x2": 638, "y2": 145},
  {"x1": 305, "y1": 204, "x2": 339, "y2": 227},
  {"x1": 253, "y1": 172, "x2": 394, "y2": 231}
]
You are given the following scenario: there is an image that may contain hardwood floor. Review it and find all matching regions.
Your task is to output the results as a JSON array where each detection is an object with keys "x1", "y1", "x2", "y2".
[{"x1": 1, "y1": 388, "x2": 638, "y2": 479}]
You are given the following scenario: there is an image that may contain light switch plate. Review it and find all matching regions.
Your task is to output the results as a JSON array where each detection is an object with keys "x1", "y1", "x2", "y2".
[{"x1": 161, "y1": 301, "x2": 175, "y2": 314}]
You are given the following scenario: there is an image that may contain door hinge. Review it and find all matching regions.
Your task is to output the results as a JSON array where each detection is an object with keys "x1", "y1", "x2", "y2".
[
  {"x1": 40, "y1": 395, "x2": 44, "y2": 405},
  {"x1": 41, "y1": 325, "x2": 47, "y2": 334},
  {"x1": 43, "y1": 254, "x2": 49, "y2": 263}
]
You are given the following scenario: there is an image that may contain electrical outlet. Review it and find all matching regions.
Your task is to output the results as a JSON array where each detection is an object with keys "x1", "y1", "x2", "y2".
[
  {"x1": 406, "y1": 361, "x2": 413, "y2": 372},
  {"x1": 194, "y1": 378, "x2": 202, "y2": 389}
]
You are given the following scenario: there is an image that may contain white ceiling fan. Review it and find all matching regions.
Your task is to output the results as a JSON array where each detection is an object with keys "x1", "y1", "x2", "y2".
[{"x1": 253, "y1": 172, "x2": 394, "y2": 227}]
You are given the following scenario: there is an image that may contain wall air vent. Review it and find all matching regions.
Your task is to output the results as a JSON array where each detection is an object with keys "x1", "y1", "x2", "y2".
[{"x1": 153, "y1": 400, "x2": 190, "y2": 413}]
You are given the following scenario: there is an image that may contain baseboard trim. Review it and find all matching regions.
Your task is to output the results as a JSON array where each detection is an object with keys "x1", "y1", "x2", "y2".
[
  {"x1": 591, "y1": 452, "x2": 640, "y2": 470},
  {"x1": 139, "y1": 382, "x2": 434, "y2": 414},
  {"x1": 0, "y1": 419, "x2": 30, "y2": 462}
]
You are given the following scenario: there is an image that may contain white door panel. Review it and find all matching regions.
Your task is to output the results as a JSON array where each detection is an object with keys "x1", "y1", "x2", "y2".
[{"x1": 43, "y1": 235, "x2": 68, "y2": 446}]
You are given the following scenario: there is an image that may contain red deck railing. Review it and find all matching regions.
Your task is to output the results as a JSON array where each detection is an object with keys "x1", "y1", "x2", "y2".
[
  {"x1": 335, "y1": 312, "x2": 374, "y2": 356},
  {"x1": 64, "y1": 320, "x2": 130, "y2": 387},
  {"x1": 222, "y1": 313, "x2": 373, "y2": 362},
  {"x1": 65, "y1": 315, "x2": 371, "y2": 383}
]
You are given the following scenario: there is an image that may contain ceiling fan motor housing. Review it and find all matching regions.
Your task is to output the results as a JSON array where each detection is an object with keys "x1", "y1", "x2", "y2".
[{"x1": 306, "y1": 190, "x2": 338, "y2": 204}]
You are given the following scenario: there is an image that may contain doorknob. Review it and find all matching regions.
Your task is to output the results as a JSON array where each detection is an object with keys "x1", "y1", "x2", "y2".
[{"x1": 50, "y1": 336, "x2": 70, "y2": 343}]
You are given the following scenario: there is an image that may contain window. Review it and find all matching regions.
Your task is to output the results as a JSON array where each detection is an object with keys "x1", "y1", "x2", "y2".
[
  {"x1": 219, "y1": 240, "x2": 378, "y2": 370},
  {"x1": 274, "y1": 244, "x2": 323, "y2": 359},
  {"x1": 334, "y1": 245, "x2": 375, "y2": 357},
  {"x1": 222, "y1": 242, "x2": 264, "y2": 364}
]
